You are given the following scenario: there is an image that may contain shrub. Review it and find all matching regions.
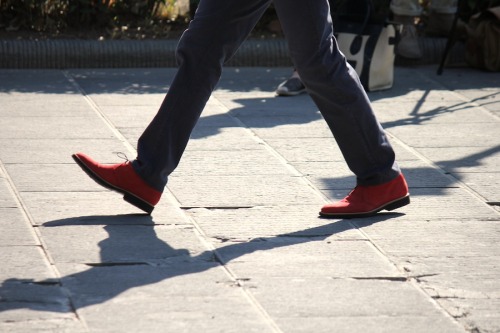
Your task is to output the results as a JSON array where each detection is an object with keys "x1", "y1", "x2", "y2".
[{"x1": 0, "y1": 0, "x2": 185, "y2": 35}]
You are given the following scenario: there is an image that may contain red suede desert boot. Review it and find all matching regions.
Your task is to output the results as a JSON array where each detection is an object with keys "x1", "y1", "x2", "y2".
[
  {"x1": 72, "y1": 153, "x2": 161, "y2": 214},
  {"x1": 320, "y1": 173, "x2": 410, "y2": 218}
]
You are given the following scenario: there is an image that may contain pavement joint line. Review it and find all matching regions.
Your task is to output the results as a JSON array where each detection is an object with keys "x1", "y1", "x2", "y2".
[
  {"x1": 408, "y1": 277, "x2": 468, "y2": 330},
  {"x1": 0, "y1": 159, "x2": 88, "y2": 328},
  {"x1": 386, "y1": 129, "x2": 499, "y2": 215},
  {"x1": 348, "y1": 219, "x2": 469, "y2": 330},
  {"x1": 413, "y1": 67, "x2": 500, "y2": 121},
  {"x1": 62, "y1": 70, "x2": 136, "y2": 155},
  {"x1": 0, "y1": 160, "x2": 49, "y2": 258},
  {"x1": 211, "y1": 95, "x2": 332, "y2": 204},
  {"x1": 50, "y1": 79, "x2": 288, "y2": 333},
  {"x1": 207, "y1": 94, "x2": 459, "y2": 329},
  {"x1": 162, "y1": 190, "x2": 285, "y2": 333},
  {"x1": 209, "y1": 92, "x2": 459, "y2": 325}
]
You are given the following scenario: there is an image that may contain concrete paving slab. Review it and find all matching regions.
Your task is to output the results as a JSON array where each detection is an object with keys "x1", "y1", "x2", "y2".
[
  {"x1": 0, "y1": 246, "x2": 55, "y2": 282},
  {"x1": 175, "y1": 149, "x2": 296, "y2": 177},
  {"x1": 0, "y1": 208, "x2": 39, "y2": 246},
  {"x1": 247, "y1": 277, "x2": 458, "y2": 322},
  {"x1": 0, "y1": 100, "x2": 93, "y2": 117},
  {"x1": 38, "y1": 224, "x2": 205, "y2": 264},
  {"x1": 188, "y1": 127, "x2": 270, "y2": 150},
  {"x1": 263, "y1": 136, "x2": 419, "y2": 163},
  {"x1": 258, "y1": 137, "x2": 346, "y2": 163},
  {"x1": 239, "y1": 117, "x2": 332, "y2": 139},
  {"x1": 412, "y1": 67, "x2": 500, "y2": 115},
  {"x1": 416, "y1": 146, "x2": 500, "y2": 173},
  {"x1": 0, "y1": 70, "x2": 78, "y2": 94},
  {"x1": 373, "y1": 101, "x2": 496, "y2": 126},
  {"x1": 0, "y1": 117, "x2": 115, "y2": 140},
  {"x1": 67, "y1": 68, "x2": 173, "y2": 96},
  {"x1": 293, "y1": 159, "x2": 457, "y2": 193},
  {"x1": 413, "y1": 257, "x2": 500, "y2": 296},
  {"x1": 396, "y1": 160, "x2": 458, "y2": 188},
  {"x1": 186, "y1": 206, "x2": 364, "y2": 240},
  {"x1": 0, "y1": 66, "x2": 498, "y2": 333},
  {"x1": 19, "y1": 191, "x2": 188, "y2": 226},
  {"x1": 117, "y1": 124, "x2": 276, "y2": 152},
  {"x1": 76, "y1": 295, "x2": 273, "y2": 333},
  {"x1": 276, "y1": 315, "x2": 465, "y2": 333},
  {"x1": 98, "y1": 105, "x2": 166, "y2": 129},
  {"x1": 451, "y1": 172, "x2": 500, "y2": 203},
  {"x1": 451, "y1": 298, "x2": 500, "y2": 333},
  {"x1": 0, "y1": 319, "x2": 86, "y2": 333},
  {"x1": 353, "y1": 219, "x2": 500, "y2": 258},
  {"x1": 83, "y1": 93, "x2": 166, "y2": 108},
  {"x1": 0, "y1": 280, "x2": 70, "y2": 311},
  {"x1": 216, "y1": 238, "x2": 403, "y2": 279},
  {"x1": 386, "y1": 122, "x2": 500, "y2": 148},
  {"x1": 353, "y1": 216, "x2": 500, "y2": 333},
  {"x1": 0, "y1": 139, "x2": 127, "y2": 164},
  {"x1": 4, "y1": 164, "x2": 108, "y2": 192},
  {"x1": 0, "y1": 177, "x2": 18, "y2": 208},
  {"x1": 168, "y1": 174, "x2": 325, "y2": 208},
  {"x1": 367, "y1": 187, "x2": 497, "y2": 220},
  {"x1": 56, "y1": 262, "x2": 273, "y2": 333}
]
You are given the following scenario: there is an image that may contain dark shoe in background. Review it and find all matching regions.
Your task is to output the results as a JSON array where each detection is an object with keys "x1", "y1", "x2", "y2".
[{"x1": 275, "y1": 77, "x2": 307, "y2": 96}]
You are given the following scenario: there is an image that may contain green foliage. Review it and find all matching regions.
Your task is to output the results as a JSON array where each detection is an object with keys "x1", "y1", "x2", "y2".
[{"x1": 0, "y1": 0, "x2": 179, "y2": 34}]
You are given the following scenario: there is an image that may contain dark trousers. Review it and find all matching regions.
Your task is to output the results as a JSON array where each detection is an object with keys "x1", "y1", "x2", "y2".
[{"x1": 132, "y1": 0, "x2": 400, "y2": 192}]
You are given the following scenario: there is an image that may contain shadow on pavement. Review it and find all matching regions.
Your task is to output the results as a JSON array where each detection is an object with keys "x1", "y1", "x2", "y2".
[{"x1": 0, "y1": 212, "x2": 402, "y2": 314}]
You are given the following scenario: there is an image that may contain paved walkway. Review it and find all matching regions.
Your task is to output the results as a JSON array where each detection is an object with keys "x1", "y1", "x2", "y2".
[{"x1": 0, "y1": 66, "x2": 499, "y2": 332}]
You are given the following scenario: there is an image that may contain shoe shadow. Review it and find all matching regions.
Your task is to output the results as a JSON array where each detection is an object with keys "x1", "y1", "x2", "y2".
[{"x1": 0, "y1": 213, "x2": 402, "y2": 314}]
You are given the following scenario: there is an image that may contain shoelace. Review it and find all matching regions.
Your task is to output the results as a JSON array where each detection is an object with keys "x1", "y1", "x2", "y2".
[{"x1": 114, "y1": 152, "x2": 130, "y2": 162}]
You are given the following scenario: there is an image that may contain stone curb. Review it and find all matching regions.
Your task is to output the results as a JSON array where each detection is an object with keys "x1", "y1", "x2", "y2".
[{"x1": 0, "y1": 37, "x2": 464, "y2": 68}]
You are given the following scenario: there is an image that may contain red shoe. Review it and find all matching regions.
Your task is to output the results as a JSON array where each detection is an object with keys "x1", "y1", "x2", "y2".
[
  {"x1": 320, "y1": 174, "x2": 410, "y2": 218},
  {"x1": 72, "y1": 153, "x2": 161, "y2": 214}
]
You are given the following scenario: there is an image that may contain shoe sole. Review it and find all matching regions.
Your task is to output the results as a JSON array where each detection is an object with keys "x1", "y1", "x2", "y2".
[
  {"x1": 319, "y1": 194, "x2": 410, "y2": 219},
  {"x1": 72, "y1": 154, "x2": 154, "y2": 214}
]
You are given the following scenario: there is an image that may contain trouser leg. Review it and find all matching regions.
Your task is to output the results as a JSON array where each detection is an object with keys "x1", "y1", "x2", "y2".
[
  {"x1": 273, "y1": 0, "x2": 400, "y2": 185},
  {"x1": 134, "y1": 0, "x2": 400, "y2": 191},
  {"x1": 133, "y1": 0, "x2": 272, "y2": 191}
]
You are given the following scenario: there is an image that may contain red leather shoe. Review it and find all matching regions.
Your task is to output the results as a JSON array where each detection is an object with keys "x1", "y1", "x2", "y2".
[
  {"x1": 72, "y1": 153, "x2": 161, "y2": 214},
  {"x1": 320, "y1": 174, "x2": 410, "y2": 218}
]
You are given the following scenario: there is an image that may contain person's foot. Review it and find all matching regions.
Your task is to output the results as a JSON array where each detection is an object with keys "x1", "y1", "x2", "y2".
[
  {"x1": 275, "y1": 77, "x2": 306, "y2": 96},
  {"x1": 320, "y1": 174, "x2": 410, "y2": 218},
  {"x1": 72, "y1": 153, "x2": 161, "y2": 214}
]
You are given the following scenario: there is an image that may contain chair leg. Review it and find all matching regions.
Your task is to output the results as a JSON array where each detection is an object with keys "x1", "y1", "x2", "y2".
[{"x1": 437, "y1": 13, "x2": 460, "y2": 75}]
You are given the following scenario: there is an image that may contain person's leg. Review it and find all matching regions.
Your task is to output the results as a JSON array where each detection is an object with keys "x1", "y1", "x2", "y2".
[
  {"x1": 133, "y1": 0, "x2": 272, "y2": 191},
  {"x1": 275, "y1": 0, "x2": 400, "y2": 186},
  {"x1": 73, "y1": 0, "x2": 273, "y2": 213},
  {"x1": 273, "y1": 0, "x2": 409, "y2": 217}
]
